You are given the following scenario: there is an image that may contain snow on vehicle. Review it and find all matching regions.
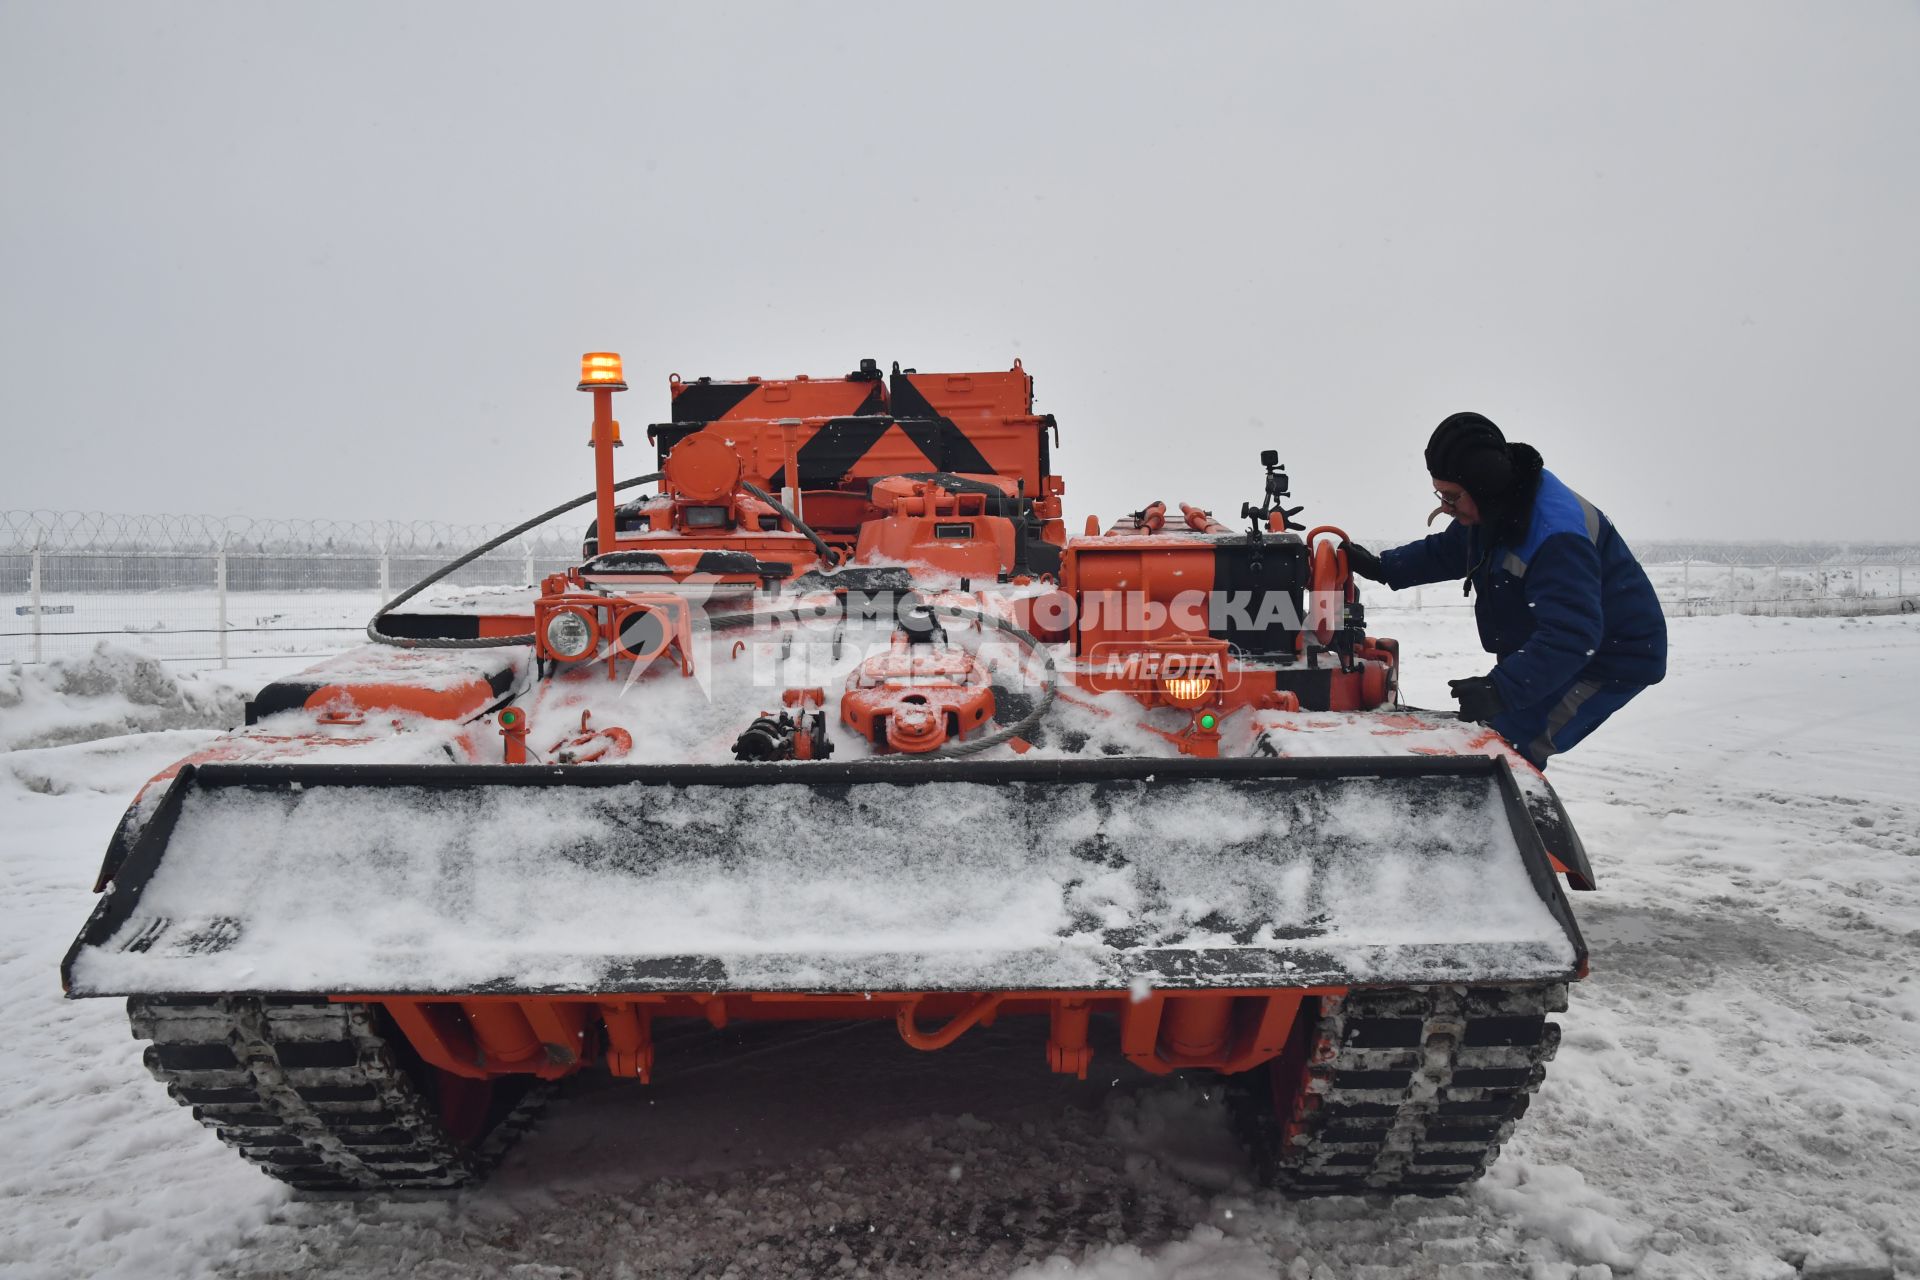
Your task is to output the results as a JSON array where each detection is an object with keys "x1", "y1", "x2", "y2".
[{"x1": 62, "y1": 354, "x2": 1595, "y2": 1195}]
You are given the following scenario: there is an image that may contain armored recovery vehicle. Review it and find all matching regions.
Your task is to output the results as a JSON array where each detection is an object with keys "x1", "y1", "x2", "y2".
[{"x1": 63, "y1": 354, "x2": 1593, "y2": 1195}]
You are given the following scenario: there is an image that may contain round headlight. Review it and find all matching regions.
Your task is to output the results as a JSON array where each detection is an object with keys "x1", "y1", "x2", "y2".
[{"x1": 545, "y1": 609, "x2": 596, "y2": 659}]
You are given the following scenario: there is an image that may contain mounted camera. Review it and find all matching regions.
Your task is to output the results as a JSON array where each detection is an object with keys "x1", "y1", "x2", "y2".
[{"x1": 1240, "y1": 449, "x2": 1305, "y2": 539}]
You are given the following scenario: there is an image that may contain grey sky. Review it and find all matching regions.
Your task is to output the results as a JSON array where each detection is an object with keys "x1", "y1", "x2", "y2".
[{"x1": 3, "y1": 2, "x2": 1916, "y2": 542}]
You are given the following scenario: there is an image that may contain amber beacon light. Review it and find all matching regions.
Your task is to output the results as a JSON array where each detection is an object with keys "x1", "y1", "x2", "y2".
[{"x1": 578, "y1": 351, "x2": 627, "y2": 391}]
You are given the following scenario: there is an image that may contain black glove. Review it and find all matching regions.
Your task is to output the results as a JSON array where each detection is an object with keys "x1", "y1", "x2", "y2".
[
  {"x1": 1343, "y1": 541, "x2": 1382, "y2": 582},
  {"x1": 1448, "y1": 675, "x2": 1506, "y2": 724}
]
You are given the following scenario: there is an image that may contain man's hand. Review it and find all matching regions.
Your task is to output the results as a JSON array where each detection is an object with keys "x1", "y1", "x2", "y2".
[
  {"x1": 1448, "y1": 675, "x2": 1505, "y2": 723},
  {"x1": 1343, "y1": 541, "x2": 1382, "y2": 582}
]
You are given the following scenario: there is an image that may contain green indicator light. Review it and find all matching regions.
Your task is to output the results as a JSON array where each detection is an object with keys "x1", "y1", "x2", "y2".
[
  {"x1": 501, "y1": 710, "x2": 519, "y2": 725},
  {"x1": 1199, "y1": 713, "x2": 1217, "y2": 730}
]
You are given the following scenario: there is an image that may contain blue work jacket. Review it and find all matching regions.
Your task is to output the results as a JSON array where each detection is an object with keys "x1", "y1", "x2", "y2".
[{"x1": 1378, "y1": 470, "x2": 1667, "y2": 710}]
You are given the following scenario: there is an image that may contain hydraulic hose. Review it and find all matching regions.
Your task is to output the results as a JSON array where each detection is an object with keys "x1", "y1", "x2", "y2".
[
  {"x1": 367, "y1": 473, "x2": 662, "y2": 649},
  {"x1": 740, "y1": 481, "x2": 838, "y2": 565},
  {"x1": 918, "y1": 603, "x2": 1059, "y2": 758}
]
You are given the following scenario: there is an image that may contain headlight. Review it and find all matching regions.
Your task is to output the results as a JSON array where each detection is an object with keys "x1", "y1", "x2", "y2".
[
  {"x1": 1160, "y1": 674, "x2": 1215, "y2": 707},
  {"x1": 544, "y1": 609, "x2": 596, "y2": 659}
]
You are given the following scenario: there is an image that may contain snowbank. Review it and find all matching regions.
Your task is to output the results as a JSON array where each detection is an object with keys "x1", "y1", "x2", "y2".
[{"x1": 0, "y1": 644, "x2": 248, "y2": 752}]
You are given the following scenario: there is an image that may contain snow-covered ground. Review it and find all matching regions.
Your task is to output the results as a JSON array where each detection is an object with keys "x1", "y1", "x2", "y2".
[{"x1": 2, "y1": 612, "x2": 1916, "y2": 1279}]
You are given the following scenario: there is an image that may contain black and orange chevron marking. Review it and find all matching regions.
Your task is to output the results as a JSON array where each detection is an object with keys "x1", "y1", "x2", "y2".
[{"x1": 648, "y1": 360, "x2": 1054, "y2": 496}]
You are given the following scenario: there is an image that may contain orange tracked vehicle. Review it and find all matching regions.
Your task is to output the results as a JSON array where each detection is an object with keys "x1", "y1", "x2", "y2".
[{"x1": 64, "y1": 354, "x2": 1593, "y2": 1195}]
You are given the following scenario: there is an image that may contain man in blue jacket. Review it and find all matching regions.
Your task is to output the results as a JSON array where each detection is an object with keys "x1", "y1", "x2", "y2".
[{"x1": 1343, "y1": 413, "x2": 1667, "y2": 769}]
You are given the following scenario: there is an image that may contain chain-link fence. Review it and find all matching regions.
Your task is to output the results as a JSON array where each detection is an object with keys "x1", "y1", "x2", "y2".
[
  {"x1": 2, "y1": 511, "x2": 581, "y2": 666},
  {"x1": 4, "y1": 513, "x2": 1918, "y2": 666}
]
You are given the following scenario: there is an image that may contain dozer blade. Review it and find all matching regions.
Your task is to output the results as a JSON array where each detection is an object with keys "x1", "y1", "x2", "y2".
[{"x1": 64, "y1": 757, "x2": 1585, "y2": 998}]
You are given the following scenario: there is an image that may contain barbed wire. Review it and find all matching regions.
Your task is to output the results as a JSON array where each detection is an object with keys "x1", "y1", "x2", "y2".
[
  {"x1": 7, "y1": 510, "x2": 1920, "y2": 567},
  {"x1": 0, "y1": 510, "x2": 581, "y2": 556}
]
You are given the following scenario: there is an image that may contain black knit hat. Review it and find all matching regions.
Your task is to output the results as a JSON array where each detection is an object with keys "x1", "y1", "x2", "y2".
[{"x1": 1426, "y1": 411, "x2": 1514, "y2": 503}]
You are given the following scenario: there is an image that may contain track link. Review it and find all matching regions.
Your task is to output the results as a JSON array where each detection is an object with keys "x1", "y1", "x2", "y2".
[
  {"x1": 1229, "y1": 983, "x2": 1566, "y2": 1195},
  {"x1": 128, "y1": 996, "x2": 546, "y2": 1192}
]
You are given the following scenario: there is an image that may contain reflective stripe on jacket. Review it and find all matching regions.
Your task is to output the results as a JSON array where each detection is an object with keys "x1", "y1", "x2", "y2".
[{"x1": 1376, "y1": 470, "x2": 1668, "y2": 708}]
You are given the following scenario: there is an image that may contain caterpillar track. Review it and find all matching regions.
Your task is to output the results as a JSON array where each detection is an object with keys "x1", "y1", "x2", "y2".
[
  {"x1": 1228, "y1": 983, "x2": 1566, "y2": 1195},
  {"x1": 128, "y1": 996, "x2": 547, "y2": 1192}
]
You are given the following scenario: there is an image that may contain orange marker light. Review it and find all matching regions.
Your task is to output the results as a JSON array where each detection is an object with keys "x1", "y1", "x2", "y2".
[
  {"x1": 578, "y1": 352, "x2": 627, "y2": 391},
  {"x1": 1161, "y1": 675, "x2": 1214, "y2": 707}
]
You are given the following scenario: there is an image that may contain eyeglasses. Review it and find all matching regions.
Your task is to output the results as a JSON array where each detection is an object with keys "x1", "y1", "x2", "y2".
[{"x1": 1433, "y1": 489, "x2": 1465, "y2": 509}]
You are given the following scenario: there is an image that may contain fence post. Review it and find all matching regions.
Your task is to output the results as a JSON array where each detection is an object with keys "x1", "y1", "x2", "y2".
[
  {"x1": 524, "y1": 540, "x2": 536, "y2": 586},
  {"x1": 1681, "y1": 558, "x2": 1690, "y2": 604},
  {"x1": 216, "y1": 540, "x2": 229, "y2": 670},
  {"x1": 1413, "y1": 585, "x2": 1422, "y2": 611},
  {"x1": 29, "y1": 543, "x2": 43, "y2": 664},
  {"x1": 379, "y1": 547, "x2": 391, "y2": 605}
]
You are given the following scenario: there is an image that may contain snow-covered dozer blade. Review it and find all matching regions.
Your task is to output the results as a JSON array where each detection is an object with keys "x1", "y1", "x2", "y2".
[{"x1": 64, "y1": 756, "x2": 1585, "y2": 999}]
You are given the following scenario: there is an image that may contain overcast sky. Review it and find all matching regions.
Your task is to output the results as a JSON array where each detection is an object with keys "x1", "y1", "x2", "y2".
[{"x1": 3, "y1": 2, "x2": 1916, "y2": 544}]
